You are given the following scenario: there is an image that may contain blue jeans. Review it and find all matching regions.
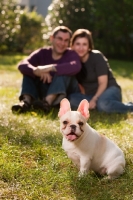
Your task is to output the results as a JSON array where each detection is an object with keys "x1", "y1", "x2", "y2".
[
  {"x1": 68, "y1": 86, "x2": 133, "y2": 113},
  {"x1": 19, "y1": 75, "x2": 80, "y2": 104}
]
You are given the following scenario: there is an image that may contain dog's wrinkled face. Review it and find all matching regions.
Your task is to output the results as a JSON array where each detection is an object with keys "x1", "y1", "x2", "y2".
[
  {"x1": 58, "y1": 98, "x2": 90, "y2": 141},
  {"x1": 60, "y1": 111, "x2": 86, "y2": 141}
]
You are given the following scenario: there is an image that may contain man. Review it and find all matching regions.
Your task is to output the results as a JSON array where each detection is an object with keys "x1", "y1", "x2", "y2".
[{"x1": 12, "y1": 26, "x2": 81, "y2": 113}]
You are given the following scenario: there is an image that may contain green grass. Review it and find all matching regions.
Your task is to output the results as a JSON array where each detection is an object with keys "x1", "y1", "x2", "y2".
[{"x1": 0, "y1": 55, "x2": 133, "y2": 199}]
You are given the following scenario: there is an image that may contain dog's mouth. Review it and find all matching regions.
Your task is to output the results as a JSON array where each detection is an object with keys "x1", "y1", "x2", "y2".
[{"x1": 66, "y1": 132, "x2": 79, "y2": 141}]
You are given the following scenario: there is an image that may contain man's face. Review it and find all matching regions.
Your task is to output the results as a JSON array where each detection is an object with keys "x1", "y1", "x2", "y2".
[{"x1": 51, "y1": 31, "x2": 71, "y2": 55}]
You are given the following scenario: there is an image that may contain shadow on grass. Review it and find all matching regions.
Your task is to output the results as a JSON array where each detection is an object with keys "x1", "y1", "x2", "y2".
[
  {"x1": 11, "y1": 106, "x2": 59, "y2": 120},
  {"x1": 35, "y1": 107, "x2": 128, "y2": 125},
  {"x1": 34, "y1": 106, "x2": 59, "y2": 120},
  {"x1": 1, "y1": 108, "x2": 128, "y2": 149},
  {"x1": 68, "y1": 165, "x2": 131, "y2": 200},
  {"x1": 89, "y1": 110, "x2": 128, "y2": 126},
  {"x1": 0, "y1": 124, "x2": 61, "y2": 148}
]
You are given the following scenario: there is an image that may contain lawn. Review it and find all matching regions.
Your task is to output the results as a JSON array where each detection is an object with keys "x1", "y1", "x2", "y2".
[{"x1": 0, "y1": 55, "x2": 133, "y2": 200}]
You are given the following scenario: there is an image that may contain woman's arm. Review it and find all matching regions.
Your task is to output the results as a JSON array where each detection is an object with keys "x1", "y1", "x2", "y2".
[{"x1": 89, "y1": 75, "x2": 108, "y2": 109}]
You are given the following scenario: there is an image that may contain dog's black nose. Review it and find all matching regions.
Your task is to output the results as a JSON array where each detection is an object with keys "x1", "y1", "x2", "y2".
[{"x1": 70, "y1": 125, "x2": 76, "y2": 131}]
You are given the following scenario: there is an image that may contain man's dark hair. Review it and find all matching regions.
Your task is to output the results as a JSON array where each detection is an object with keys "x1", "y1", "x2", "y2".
[{"x1": 52, "y1": 26, "x2": 72, "y2": 38}]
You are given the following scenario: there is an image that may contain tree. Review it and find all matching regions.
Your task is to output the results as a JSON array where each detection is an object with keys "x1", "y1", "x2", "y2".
[
  {"x1": 93, "y1": 0, "x2": 133, "y2": 59},
  {"x1": 45, "y1": 0, "x2": 133, "y2": 60},
  {"x1": 44, "y1": 0, "x2": 95, "y2": 34}
]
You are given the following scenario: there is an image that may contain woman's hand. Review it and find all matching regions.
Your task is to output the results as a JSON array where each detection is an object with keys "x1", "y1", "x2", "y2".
[
  {"x1": 89, "y1": 98, "x2": 97, "y2": 109},
  {"x1": 89, "y1": 75, "x2": 108, "y2": 109},
  {"x1": 78, "y1": 84, "x2": 85, "y2": 94}
]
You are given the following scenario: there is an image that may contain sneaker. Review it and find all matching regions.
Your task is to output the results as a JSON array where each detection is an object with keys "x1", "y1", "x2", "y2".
[
  {"x1": 32, "y1": 100, "x2": 51, "y2": 113},
  {"x1": 11, "y1": 101, "x2": 31, "y2": 113},
  {"x1": 128, "y1": 102, "x2": 133, "y2": 106}
]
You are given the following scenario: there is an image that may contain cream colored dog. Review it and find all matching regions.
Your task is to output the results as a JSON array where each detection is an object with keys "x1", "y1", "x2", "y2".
[{"x1": 58, "y1": 98, "x2": 125, "y2": 179}]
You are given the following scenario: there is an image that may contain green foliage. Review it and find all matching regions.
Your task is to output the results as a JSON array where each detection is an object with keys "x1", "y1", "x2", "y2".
[
  {"x1": 15, "y1": 11, "x2": 45, "y2": 53},
  {"x1": 0, "y1": 0, "x2": 21, "y2": 52},
  {"x1": 93, "y1": 0, "x2": 133, "y2": 60},
  {"x1": 0, "y1": 0, "x2": 45, "y2": 54},
  {"x1": 45, "y1": 0, "x2": 133, "y2": 60}
]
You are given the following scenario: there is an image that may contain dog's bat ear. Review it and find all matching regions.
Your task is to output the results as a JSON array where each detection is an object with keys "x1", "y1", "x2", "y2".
[
  {"x1": 77, "y1": 99, "x2": 90, "y2": 119},
  {"x1": 58, "y1": 98, "x2": 71, "y2": 118}
]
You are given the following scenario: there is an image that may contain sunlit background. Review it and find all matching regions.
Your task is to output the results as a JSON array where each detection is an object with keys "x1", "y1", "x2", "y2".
[{"x1": 0, "y1": 0, "x2": 133, "y2": 60}]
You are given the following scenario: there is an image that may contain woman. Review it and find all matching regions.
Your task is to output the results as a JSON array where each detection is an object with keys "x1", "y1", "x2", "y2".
[{"x1": 68, "y1": 29, "x2": 133, "y2": 113}]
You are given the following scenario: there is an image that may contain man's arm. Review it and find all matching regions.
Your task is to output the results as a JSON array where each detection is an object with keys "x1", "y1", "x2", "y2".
[
  {"x1": 18, "y1": 49, "x2": 43, "y2": 78},
  {"x1": 53, "y1": 51, "x2": 82, "y2": 76},
  {"x1": 35, "y1": 51, "x2": 82, "y2": 76},
  {"x1": 18, "y1": 49, "x2": 82, "y2": 77}
]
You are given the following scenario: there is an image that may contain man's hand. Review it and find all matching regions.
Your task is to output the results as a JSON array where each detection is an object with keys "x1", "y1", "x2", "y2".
[
  {"x1": 33, "y1": 64, "x2": 56, "y2": 76},
  {"x1": 33, "y1": 68, "x2": 52, "y2": 83},
  {"x1": 38, "y1": 64, "x2": 56, "y2": 73},
  {"x1": 33, "y1": 64, "x2": 56, "y2": 83},
  {"x1": 33, "y1": 67, "x2": 41, "y2": 77},
  {"x1": 40, "y1": 72, "x2": 52, "y2": 83}
]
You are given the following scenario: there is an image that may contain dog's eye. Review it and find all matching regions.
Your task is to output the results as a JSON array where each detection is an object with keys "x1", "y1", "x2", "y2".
[
  {"x1": 78, "y1": 122, "x2": 84, "y2": 126},
  {"x1": 63, "y1": 121, "x2": 68, "y2": 125}
]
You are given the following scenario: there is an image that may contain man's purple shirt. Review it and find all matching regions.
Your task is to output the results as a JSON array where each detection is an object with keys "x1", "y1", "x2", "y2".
[{"x1": 18, "y1": 47, "x2": 81, "y2": 78}]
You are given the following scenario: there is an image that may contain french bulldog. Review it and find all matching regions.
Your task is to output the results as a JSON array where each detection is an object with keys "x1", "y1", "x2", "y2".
[{"x1": 58, "y1": 98, "x2": 125, "y2": 179}]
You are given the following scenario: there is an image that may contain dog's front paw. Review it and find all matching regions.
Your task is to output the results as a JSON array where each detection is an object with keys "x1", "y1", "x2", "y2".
[{"x1": 78, "y1": 170, "x2": 87, "y2": 178}]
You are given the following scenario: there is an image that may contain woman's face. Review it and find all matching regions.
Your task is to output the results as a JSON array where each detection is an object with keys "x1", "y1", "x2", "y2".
[{"x1": 72, "y1": 37, "x2": 89, "y2": 61}]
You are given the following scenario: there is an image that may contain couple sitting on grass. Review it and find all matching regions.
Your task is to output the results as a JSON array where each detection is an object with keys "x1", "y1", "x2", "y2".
[{"x1": 12, "y1": 26, "x2": 133, "y2": 114}]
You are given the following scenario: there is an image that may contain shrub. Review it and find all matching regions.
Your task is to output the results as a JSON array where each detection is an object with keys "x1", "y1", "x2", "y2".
[
  {"x1": 0, "y1": 0, "x2": 21, "y2": 53},
  {"x1": 15, "y1": 10, "x2": 45, "y2": 53},
  {"x1": 0, "y1": 0, "x2": 45, "y2": 54}
]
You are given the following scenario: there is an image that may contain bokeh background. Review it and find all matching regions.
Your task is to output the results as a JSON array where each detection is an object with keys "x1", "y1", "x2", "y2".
[{"x1": 0, "y1": 0, "x2": 133, "y2": 60}]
